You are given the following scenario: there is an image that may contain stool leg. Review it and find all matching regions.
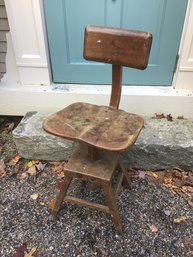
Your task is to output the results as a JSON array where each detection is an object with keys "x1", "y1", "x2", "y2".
[
  {"x1": 117, "y1": 160, "x2": 132, "y2": 189},
  {"x1": 51, "y1": 175, "x2": 72, "y2": 216},
  {"x1": 103, "y1": 181, "x2": 123, "y2": 235}
]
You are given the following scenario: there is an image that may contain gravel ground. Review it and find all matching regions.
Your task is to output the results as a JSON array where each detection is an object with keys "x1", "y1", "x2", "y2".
[{"x1": 0, "y1": 117, "x2": 193, "y2": 257}]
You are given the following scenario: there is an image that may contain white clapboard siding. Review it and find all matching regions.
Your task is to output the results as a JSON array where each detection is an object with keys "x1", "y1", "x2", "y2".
[{"x1": 0, "y1": 0, "x2": 9, "y2": 80}]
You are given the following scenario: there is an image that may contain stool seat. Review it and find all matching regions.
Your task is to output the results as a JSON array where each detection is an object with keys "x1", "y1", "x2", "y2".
[
  {"x1": 43, "y1": 102, "x2": 144, "y2": 152},
  {"x1": 64, "y1": 145, "x2": 119, "y2": 181}
]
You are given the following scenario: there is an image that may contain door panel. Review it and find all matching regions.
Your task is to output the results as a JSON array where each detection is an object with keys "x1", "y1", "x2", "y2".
[{"x1": 44, "y1": 0, "x2": 188, "y2": 85}]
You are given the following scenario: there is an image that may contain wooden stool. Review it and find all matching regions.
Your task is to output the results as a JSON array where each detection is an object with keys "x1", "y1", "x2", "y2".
[{"x1": 43, "y1": 25, "x2": 152, "y2": 234}]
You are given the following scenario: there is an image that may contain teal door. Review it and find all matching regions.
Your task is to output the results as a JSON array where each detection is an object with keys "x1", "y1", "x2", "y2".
[{"x1": 44, "y1": 0, "x2": 188, "y2": 85}]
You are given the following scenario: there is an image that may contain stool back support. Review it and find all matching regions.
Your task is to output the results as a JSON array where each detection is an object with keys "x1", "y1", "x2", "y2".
[{"x1": 84, "y1": 25, "x2": 152, "y2": 108}]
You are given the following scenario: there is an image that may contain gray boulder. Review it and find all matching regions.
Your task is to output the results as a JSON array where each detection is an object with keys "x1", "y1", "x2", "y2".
[
  {"x1": 13, "y1": 111, "x2": 75, "y2": 161},
  {"x1": 13, "y1": 112, "x2": 193, "y2": 170},
  {"x1": 125, "y1": 118, "x2": 193, "y2": 170}
]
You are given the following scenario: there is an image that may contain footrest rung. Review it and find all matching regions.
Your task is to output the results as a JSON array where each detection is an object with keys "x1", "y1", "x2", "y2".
[{"x1": 64, "y1": 195, "x2": 111, "y2": 214}]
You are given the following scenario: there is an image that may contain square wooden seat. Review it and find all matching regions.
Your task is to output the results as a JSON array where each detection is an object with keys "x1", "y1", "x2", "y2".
[
  {"x1": 43, "y1": 25, "x2": 152, "y2": 234},
  {"x1": 43, "y1": 102, "x2": 144, "y2": 152}
]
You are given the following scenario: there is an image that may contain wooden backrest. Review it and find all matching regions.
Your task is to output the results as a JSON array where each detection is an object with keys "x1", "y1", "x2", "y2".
[
  {"x1": 84, "y1": 25, "x2": 152, "y2": 69},
  {"x1": 83, "y1": 25, "x2": 152, "y2": 108}
]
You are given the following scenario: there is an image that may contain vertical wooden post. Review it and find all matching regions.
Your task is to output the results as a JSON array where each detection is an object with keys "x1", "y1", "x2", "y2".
[
  {"x1": 88, "y1": 146, "x2": 100, "y2": 161},
  {"x1": 109, "y1": 64, "x2": 122, "y2": 109}
]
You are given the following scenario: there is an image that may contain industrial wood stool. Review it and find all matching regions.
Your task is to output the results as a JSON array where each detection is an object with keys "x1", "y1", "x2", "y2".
[{"x1": 43, "y1": 25, "x2": 152, "y2": 234}]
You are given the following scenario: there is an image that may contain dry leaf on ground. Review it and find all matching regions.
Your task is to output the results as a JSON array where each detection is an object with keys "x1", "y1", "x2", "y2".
[
  {"x1": 152, "y1": 113, "x2": 165, "y2": 119},
  {"x1": 142, "y1": 168, "x2": 193, "y2": 208},
  {"x1": 25, "y1": 160, "x2": 39, "y2": 168},
  {"x1": 149, "y1": 224, "x2": 158, "y2": 233},
  {"x1": 30, "y1": 193, "x2": 39, "y2": 200},
  {"x1": 39, "y1": 201, "x2": 45, "y2": 206},
  {"x1": 12, "y1": 242, "x2": 28, "y2": 257},
  {"x1": 138, "y1": 170, "x2": 147, "y2": 179},
  {"x1": 24, "y1": 247, "x2": 37, "y2": 257},
  {"x1": 36, "y1": 162, "x2": 47, "y2": 171},
  {"x1": 0, "y1": 159, "x2": 6, "y2": 176},
  {"x1": 26, "y1": 166, "x2": 37, "y2": 176},
  {"x1": 173, "y1": 216, "x2": 187, "y2": 223},
  {"x1": 20, "y1": 172, "x2": 29, "y2": 180},
  {"x1": 147, "y1": 171, "x2": 158, "y2": 178},
  {"x1": 9, "y1": 154, "x2": 21, "y2": 165},
  {"x1": 164, "y1": 210, "x2": 172, "y2": 217},
  {"x1": 166, "y1": 114, "x2": 173, "y2": 121},
  {"x1": 57, "y1": 171, "x2": 65, "y2": 178},
  {"x1": 50, "y1": 162, "x2": 65, "y2": 173}
]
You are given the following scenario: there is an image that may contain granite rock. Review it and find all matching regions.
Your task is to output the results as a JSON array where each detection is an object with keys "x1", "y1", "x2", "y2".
[
  {"x1": 125, "y1": 118, "x2": 193, "y2": 170},
  {"x1": 13, "y1": 111, "x2": 75, "y2": 161},
  {"x1": 13, "y1": 112, "x2": 193, "y2": 170}
]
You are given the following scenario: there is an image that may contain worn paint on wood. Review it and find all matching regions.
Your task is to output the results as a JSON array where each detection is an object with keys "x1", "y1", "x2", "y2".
[{"x1": 43, "y1": 102, "x2": 144, "y2": 152}]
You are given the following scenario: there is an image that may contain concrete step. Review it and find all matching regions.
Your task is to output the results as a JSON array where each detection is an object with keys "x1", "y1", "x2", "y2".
[{"x1": 13, "y1": 111, "x2": 193, "y2": 170}]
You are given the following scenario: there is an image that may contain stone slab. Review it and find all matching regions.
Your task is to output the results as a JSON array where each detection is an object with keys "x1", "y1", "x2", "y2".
[
  {"x1": 125, "y1": 118, "x2": 193, "y2": 170},
  {"x1": 13, "y1": 112, "x2": 76, "y2": 161},
  {"x1": 13, "y1": 112, "x2": 193, "y2": 170}
]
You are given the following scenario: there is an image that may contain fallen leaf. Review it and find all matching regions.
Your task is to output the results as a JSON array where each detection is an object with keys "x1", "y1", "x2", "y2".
[
  {"x1": 164, "y1": 210, "x2": 172, "y2": 216},
  {"x1": 36, "y1": 162, "x2": 47, "y2": 171},
  {"x1": 173, "y1": 216, "x2": 187, "y2": 223},
  {"x1": 164, "y1": 177, "x2": 173, "y2": 185},
  {"x1": 152, "y1": 113, "x2": 165, "y2": 119},
  {"x1": 26, "y1": 161, "x2": 33, "y2": 168},
  {"x1": 149, "y1": 224, "x2": 158, "y2": 233},
  {"x1": 30, "y1": 193, "x2": 39, "y2": 200},
  {"x1": 20, "y1": 172, "x2": 29, "y2": 180},
  {"x1": 147, "y1": 171, "x2": 158, "y2": 178},
  {"x1": 9, "y1": 155, "x2": 21, "y2": 165},
  {"x1": 57, "y1": 171, "x2": 65, "y2": 178},
  {"x1": 39, "y1": 201, "x2": 45, "y2": 206},
  {"x1": 26, "y1": 160, "x2": 38, "y2": 168},
  {"x1": 12, "y1": 242, "x2": 28, "y2": 257},
  {"x1": 26, "y1": 166, "x2": 37, "y2": 176},
  {"x1": 51, "y1": 162, "x2": 64, "y2": 173},
  {"x1": 24, "y1": 247, "x2": 37, "y2": 257},
  {"x1": 0, "y1": 159, "x2": 6, "y2": 176},
  {"x1": 138, "y1": 170, "x2": 147, "y2": 179},
  {"x1": 166, "y1": 114, "x2": 173, "y2": 121},
  {"x1": 182, "y1": 186, "x2": 193, "y2": 193}
]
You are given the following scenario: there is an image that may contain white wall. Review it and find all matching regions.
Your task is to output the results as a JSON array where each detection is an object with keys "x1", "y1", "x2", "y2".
[
  {"x1": 174, "y1": 0, "x2": 193, "y2": 90},
  {"x1": 4, "y1": 0, "x2": 50, "y2": 84},
  {"x1": 0, "y1": 0, "x2": 193, "y2": 119}
]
